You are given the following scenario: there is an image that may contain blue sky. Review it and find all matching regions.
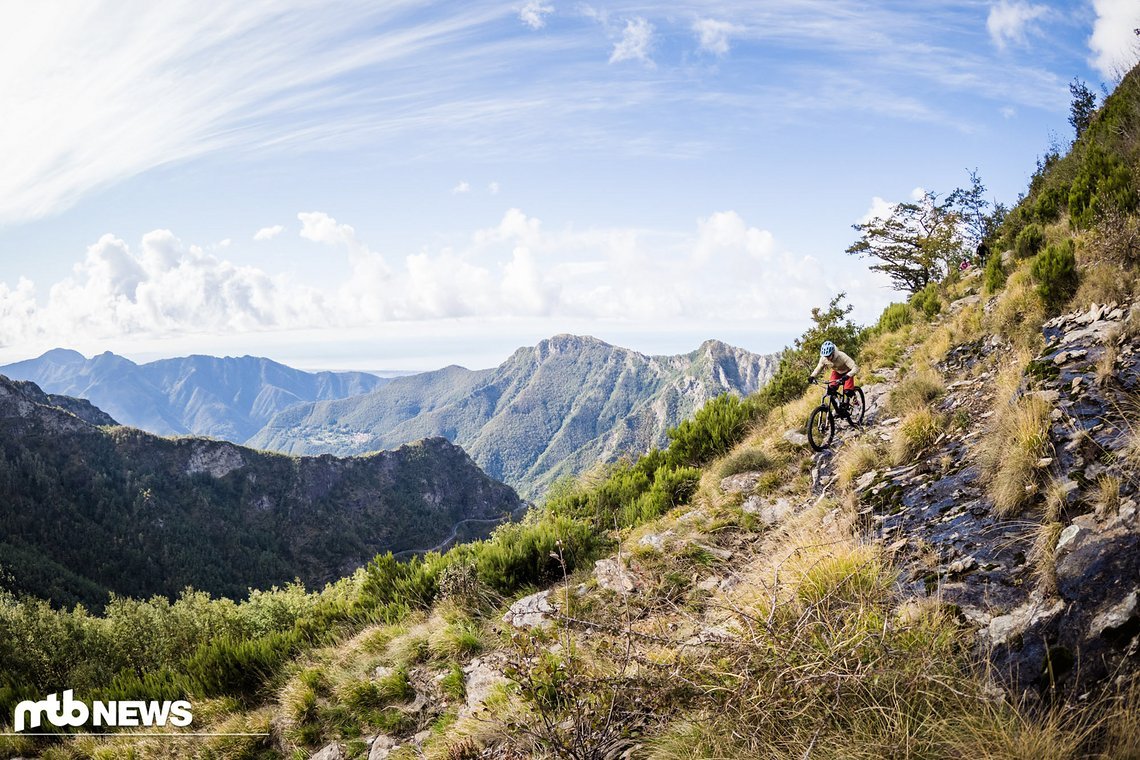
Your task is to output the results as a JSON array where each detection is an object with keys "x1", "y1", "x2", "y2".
[{"x1": 0, "y1": 0, "x2": 1137, "y2": 370}]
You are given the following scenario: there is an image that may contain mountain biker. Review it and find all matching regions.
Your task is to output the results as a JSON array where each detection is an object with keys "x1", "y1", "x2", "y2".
[{"x1": 808, "y1": 341, "x2": 858, "y2": 397}]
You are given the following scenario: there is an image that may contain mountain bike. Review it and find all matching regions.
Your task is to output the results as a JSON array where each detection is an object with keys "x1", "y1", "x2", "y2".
[{"x1": 806, "y1": 375, "x2": 864, "y2": 451}]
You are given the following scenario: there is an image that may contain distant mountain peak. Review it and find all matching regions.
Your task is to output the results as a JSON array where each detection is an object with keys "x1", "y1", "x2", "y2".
[
  {"x1": 250, "y1": 333, "x2": 780, "y2": 497},
  {"x1": 0, "y1": 351, "x2": 387, "y2": 442},
  {"x1": 38, "y1": 347, "x2": 88, "y2": 363}
]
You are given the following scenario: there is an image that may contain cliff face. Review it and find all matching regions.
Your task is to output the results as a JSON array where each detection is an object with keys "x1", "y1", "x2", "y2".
[{"x1": 0, "y1": 376, "x2": 520, "y2": 609}]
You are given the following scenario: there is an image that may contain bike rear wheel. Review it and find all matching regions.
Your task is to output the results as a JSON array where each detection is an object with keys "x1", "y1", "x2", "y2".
[
  {"x1": 807, "y1": 405, "x2": 834, "y2": 451},
  {"x1": 846, "y1": 387, "x2": 865, "y2": 427}
]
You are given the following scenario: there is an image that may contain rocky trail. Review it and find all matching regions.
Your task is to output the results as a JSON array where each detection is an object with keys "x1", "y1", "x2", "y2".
[
  {"x1": 300, "y1": 299, "x2": 1140, "y2": 760},
  {"x1": 811, "y1": 298, "x2": 1140, "y2": 697}
]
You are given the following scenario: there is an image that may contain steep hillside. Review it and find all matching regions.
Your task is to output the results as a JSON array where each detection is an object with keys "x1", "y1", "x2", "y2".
[
  {"x1": 0, "y1": 376, "x2": 520, "y2": 609},
  {"x1": 249, "y1": 335, "x2": 778, "y2": 495},
  {"x1": 6, "y1": 59, "x2": 1140, "y2": 760},
  {"x1": 0, "y1": 349, "x2": 385, "y2": 441}
]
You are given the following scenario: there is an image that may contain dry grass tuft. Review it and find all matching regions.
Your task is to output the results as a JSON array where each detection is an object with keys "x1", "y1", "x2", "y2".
[
  {"x1": 1042, "y1": 478, "x2": 1071, "y2": 523},
  {"x1": 1030, "y1": 521, "x2": 1063, "y2": 596},
  {"x1": 890, "y1": 408, "x2": 946, "y2": 465},
  {"x1": 887, "y1": 372, "x2": 945, "y2": 416},
  {"x1": 835, "y1": 437, "x2": 883, "y2": 491},
  {"x1": 1096, "y1": 342, "x2": 1118, "y2": 387},
  {"x1": 979, "y1": 393, "x2": 1054, "y2": 518},
  {"x1": 715, "y1": 445, "x2": 774, "y2": 480},
  {"x1": 1096, "y1": 474, "x2": 1122, "y2": 518},
  {"x1": 990, "y1": 266, "x2": 1047, "y2": 354},
  {"x1": 1072, "y1": 261, "x2": 1133, "y2": 310}
]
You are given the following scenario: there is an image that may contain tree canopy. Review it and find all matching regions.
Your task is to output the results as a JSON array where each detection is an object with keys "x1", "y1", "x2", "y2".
[{"x1": 845, "y1": 191, "x2": 961, "y2": 294}]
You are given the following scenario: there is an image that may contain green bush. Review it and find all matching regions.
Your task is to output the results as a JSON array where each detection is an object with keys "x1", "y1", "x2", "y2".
[
  {"x1": 1031, "y1": 241, "x2": 1079, "y2": 314},
  {"x1": 875, "y1": 303, "x2": 913, "y2": 334},
  {"x1": 983, "y1": 252, "x2": 1006, "y2": 293},
  {"x1": 1069, "y1": 145, "x2": 1139, "y2": 229},
  {"x1": 360, "y1": 554, "x2": 441, "y2": 612},
  {"x1": 1032, "y1": 185, "x2": 1065, "y2": 223},
  {"x1": 620, "y1": 466, "x2": 700, "y2": 526},
  {"x1": 469, "y1": 514, "x2": 598, "y2": 592},
  {"x1": 1015, "y1": 223, "x2": 1046, "y2": 259},
  {"x1": 666, "y1": 394, "x2": 760, "y2": 468},
  {"x1": 908, "y1": 283, "x2": 942, "y2": 319},
  {"x1": 716, "y1": 447, "x2": 773, "y2": 479},
  {"x1": 185, "y1": 629, "x2": 301, "y2": 700}
]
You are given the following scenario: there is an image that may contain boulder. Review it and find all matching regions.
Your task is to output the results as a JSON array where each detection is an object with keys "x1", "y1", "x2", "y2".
[
  {"x1": 745, "y1": 497, "x2": 793, "y2": 527},
  {"x1": 637, "y1": 531, "x2": 673, "y2": 553},
  {"x1": 985, "y1": 594, "x2": 1066, "y2": 646},
  {"x1": 947, "y1": 556, "x2": 977, "y2": 575},
  {"x1": 783, "y1": 429, "x2": 809, "y2": 447},
  {"x1": 1056, "y1": 524, "x2": 1084, "y2": 554},
  {"x1": 502, "y1": 590, "x2": 556, "y2": 628},
  {"x1": 1089, "y1": 590, "x2": 1139, "y2": 640},
  {"x1": 594, "y1": 558, "x2": 638, "y2": 593},
  {"x1": 720, "y1": 471, "x2": 763, "y2": 494},
  {"x1": 311, "y1": 744, "x2": 345, "y2": 760},
  {"x1": 463, "y1": 657, "x2": 509, "y2": 715},
  {"x1": 854, "y1": 470, "x2": 878, "y2": 492},
  {"x1": 693, "y1": 542, "x2": 734, "y2": 561},
  {"x1": 368, "y1": 736, "x2": 396, "y2": 760}
]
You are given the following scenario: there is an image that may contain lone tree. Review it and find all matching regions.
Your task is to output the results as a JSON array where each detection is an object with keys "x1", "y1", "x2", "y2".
[
  {"x1": 947, "y1": 169, "x2": 989, "y2": 249},
  {"x1": 1069, "y1": 78, "x2": 1097, "y2": 139},
  {"x1": 947, "y1": 169, "x2": 1008, "y2": 250},
  {"x1": 845, "y1": 191, "x2": 961, "y2": 294}
]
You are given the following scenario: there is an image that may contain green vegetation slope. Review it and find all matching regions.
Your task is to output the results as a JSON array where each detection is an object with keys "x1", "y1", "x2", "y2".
[{"x1": 0, "y1": 375, "x2": 520, "y2": 610}]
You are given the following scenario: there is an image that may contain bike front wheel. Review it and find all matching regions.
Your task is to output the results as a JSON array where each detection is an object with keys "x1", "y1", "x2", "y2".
[
  {"x1": 846, "y1": 387, "x2": 865, "y2": 427},
  {"x1": 807, "y1": 405, "x2": 834, "y2": 451}
]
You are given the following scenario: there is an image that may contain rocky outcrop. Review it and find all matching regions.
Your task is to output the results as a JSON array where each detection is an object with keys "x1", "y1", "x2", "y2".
[
  {"x1": 814, "y1": 301, "x2": 1140, "y2": 696},
  {"x1": 502, "y1": 590, "x2": 556, "y2": 629}
]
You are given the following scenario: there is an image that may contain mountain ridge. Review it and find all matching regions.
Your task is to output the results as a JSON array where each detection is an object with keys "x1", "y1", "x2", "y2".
[
  {"x1": 0, "y1": 375, "x2": 521, "y2": 609},
  {"x1": 0, "y1": 349, "x2": 386, "y2": 441},
  {"x1": 248, "y1": 335, "x2": 779, "y2": 495}
]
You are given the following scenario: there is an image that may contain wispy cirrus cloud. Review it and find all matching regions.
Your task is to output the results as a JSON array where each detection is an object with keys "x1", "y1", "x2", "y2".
[
  {"x1": 0, "y1": 1, "x2": 511, "y2": 224},
  {"x1": 0, "y1": 0, "x2": 1081, "y2": 229}
]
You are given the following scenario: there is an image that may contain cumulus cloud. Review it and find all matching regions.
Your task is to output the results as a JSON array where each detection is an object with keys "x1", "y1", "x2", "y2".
[
  {"x1": 1089, "y1": 0, "x2": 1140, "y2": 79},
  {"x1": 1000, "y1": 106, "x2": 1016, "y2": 119},
  {"x1": 610, "y1": 17, "x2": 655, "y2": 65},
  {"x1": 299, "y1": 212, "x2": 356, "y2": 246},
  {"x1": 986, "y1": 1, "x2": 1048, "y2": 49},
  {"x1": 694, "y1": 211, "x2": 774, "y2": 263},
  {"x1": 0, "y1": 230, "x2": 328, "y2": 347},
  {"x1": 488, "y1": 181, "x2": 501, "y2": 195},
  {"x1": 859, "y1": 197, "x2": 895, "y2": 224},
  {"x1": 693, "y1": 18, "x2": 741, "y2": 56},
  {"x1": 0, "y1": 208, "x2": 893, "y2": 350},
  {"x1": 452, "y1": 181, "x2": 471, "y2": 194},
  {"x1": 254, "y1": 225, "x2": 285, "y2": 241},
  {"x1": 519, "y1": 1, "x2": 554, "y2": 29}
]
